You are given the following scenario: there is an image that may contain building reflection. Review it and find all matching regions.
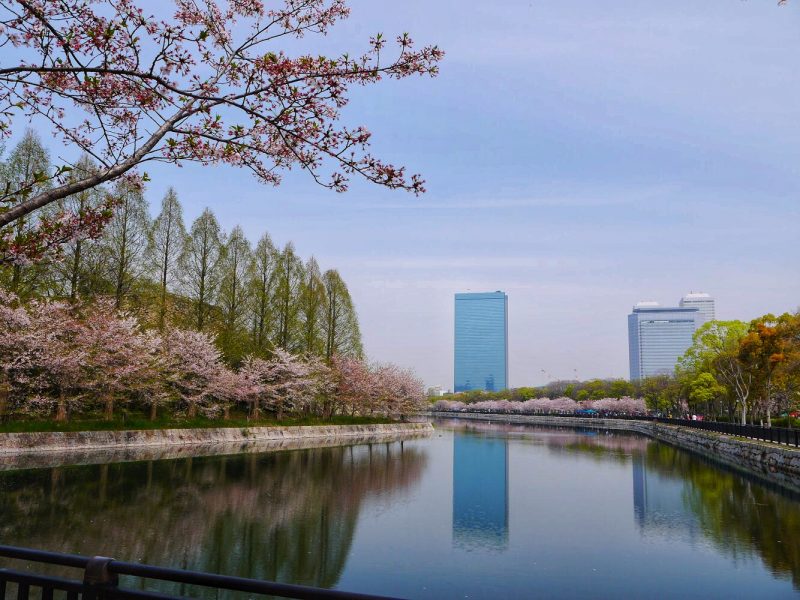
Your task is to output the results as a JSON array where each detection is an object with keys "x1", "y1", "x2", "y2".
[
  {"x1": 452, "y1": 431, "x2": 509, "y2": 551},
  {"x1": 631, "y1": 452, "x2": 701, "y2": 541}
]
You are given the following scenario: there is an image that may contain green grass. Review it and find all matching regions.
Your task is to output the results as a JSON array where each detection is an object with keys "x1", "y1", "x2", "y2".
[{"x1": 0, "y1": 413, "x2": 396, "y2": 434}]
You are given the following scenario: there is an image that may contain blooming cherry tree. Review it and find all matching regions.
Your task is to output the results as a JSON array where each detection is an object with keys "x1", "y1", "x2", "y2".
[
  {"x1": 160, "y1": 328, "x2": 228, "y2": 418},
  {"x1": 79, "y1": 299, "x2": 162, "y2": 419},
  {"x1": 20, "y1": 298, "x2": 87, "y2": 419},
  {"x1": 0, "y1": 0, "x2": 443, "y2": 260}
]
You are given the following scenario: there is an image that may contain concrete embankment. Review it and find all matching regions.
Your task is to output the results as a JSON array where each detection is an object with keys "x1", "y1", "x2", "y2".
[
  {"x1": 433, "y1": 412, "x2": 800, "y2": 492},
  {"x1": 0, "y1": 423, "x2": 433, "y2": 470}
]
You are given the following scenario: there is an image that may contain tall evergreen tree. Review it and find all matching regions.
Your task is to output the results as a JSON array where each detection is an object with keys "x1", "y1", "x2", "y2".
[
  {"x1": 146, "y1": 188, "x2": 186, "y2": 329},
  {"x1": 0, "y1": 130, "x2": 51, "y2": 296},
  {"x1": 99, "y1": 180, "x2": 150, "y2": 307},
  {"x1": 322, "y1": 269, "x2": 363, "y2": 360},
  {"x1": 248, "y1": 233, "x2": 277, "y2": 355},
  {"x1": 45, "y1": 155, "x2": 108, "y2": 300},
  {"x1": 299, "y1": 257, "x2": 326, "y2": 356},
  {"x1": 180, "y1": 208, "x2": 223, "y2": 331},
  {"x1": 217, "y1": 225, "x2": 252, "y2": 362},
  {"x1": 273, "y1": 242, "x2": 304, "y2": 351}
]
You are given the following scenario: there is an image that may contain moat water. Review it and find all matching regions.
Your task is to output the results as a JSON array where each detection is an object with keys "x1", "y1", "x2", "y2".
[{"x1": 0, "y1": 418, "x2": 798, "y2": 598}]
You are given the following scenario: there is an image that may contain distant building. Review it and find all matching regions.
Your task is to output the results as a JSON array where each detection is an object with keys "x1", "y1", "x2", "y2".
[
  {"x1": 628, "y1": 302, "x2": 701, "y2": 380},
  {"x1": 454, "y1": 291, "x2": 508, "y2": 392},
  {"x1": 427, "y1": 386, "x2": 449, "y2": 397},
  {"x1": 679, "y1": 292, "x2": 715, "y2": 325}
]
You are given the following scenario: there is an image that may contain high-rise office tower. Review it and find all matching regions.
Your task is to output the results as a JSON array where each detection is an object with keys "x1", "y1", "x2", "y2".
[
  {"x1": 628, "y1": 301, "x2": 701, "y2": 380},
  {"x1": 454, "y1": 291, "x2": 508, "y2": 392},
  {"x1": 679, "y1": 292, "x2": 715, "y2": 325}
]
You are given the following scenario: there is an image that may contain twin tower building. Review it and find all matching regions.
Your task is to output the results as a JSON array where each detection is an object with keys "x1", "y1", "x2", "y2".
[
  {"x1": 628, "y1": 292, "x2": 715, "y2": 380},
  {"x1": 453, "y1": 291, "x2": 715, "y2": 393}
]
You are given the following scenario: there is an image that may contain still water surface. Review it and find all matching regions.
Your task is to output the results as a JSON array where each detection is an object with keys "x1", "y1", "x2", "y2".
[{"x1": 0, "y1": 419, "x2": 798, "y2": 598}]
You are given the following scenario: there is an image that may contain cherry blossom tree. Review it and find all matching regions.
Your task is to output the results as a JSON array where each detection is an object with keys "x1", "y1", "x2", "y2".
[
  {"x1": 303, "y1": 353, "x2": 334, "y2": 416},
  {"x1": 432, "y1": 399, "x2": 464, "y2": 413},
  {"x1": 160, "y1": 328, "x2": 228, "y2": 418},
  {"x1": 431, "y1": 396, "x2": 646, "y2": 416},
  {"x1": 79, "y1": 299, "x2": 162, "y2": 419},
  {"x1": 376, "y1": 363, "x2": 425, "y2": 417},
  {"x1": 240, "y1": 348, "x2": 314, "y2": 420},
  {"x1": 0, "y1": 0, "x2": 443, "y2": 260},
  {"x1": 20, "y1": 297, "x2": 87, "y2": 420},
  {"x1": 0, "y1": 284, "x2": 423, "y2": 422},
  {"x1": 0, "y1": 288, "x2": 34, "y2": 414},
  {"x1": 329, "y1": 354, "x2": 371, "y2": 416}
]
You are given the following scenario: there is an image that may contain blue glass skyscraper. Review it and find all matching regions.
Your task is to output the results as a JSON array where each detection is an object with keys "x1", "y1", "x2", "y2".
[{"x1": 454, "y1": 291, "x2": 508, "y2": 392}]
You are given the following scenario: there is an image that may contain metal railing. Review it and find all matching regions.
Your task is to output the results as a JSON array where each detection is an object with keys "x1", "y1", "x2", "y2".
[
  {"x1": 0, "y1": 546, "x2": 403, "y2": 600},
  {"x1": 654, "y1": 417, "x2": 800, "y2": 448},
  {"x1": 433, "y1": 410, "x2": 800, "y2": 447}
]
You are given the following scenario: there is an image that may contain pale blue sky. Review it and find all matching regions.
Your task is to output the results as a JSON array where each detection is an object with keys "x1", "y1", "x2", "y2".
[{"x1": 14, "y1": 1, "x2": 800, "y2": 387}]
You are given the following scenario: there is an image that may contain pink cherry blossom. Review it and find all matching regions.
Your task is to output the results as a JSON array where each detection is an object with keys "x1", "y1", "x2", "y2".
[{"x1": 0, "y1": 1, "x2": 444, "y2": 261}]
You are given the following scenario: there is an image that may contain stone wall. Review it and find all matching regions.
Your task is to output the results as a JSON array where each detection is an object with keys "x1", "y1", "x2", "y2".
[
  {"x1": 432, "y1": 412, "x2": 800, "y2": 492},
  {"x1": 0, "y1": 422, "x2": 433, "y2": 455}
]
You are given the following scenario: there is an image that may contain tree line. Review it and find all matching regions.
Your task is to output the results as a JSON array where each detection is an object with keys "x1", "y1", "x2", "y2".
[
  {"x1": 644, "y1": 314, "x2": 800, "y2": 425},
  {"x1": 0, "y1": 283, "x2": 424, "y2": 423},
  {"x1": 432, "y1": 396, "x2": 646, "y2": 415},
  {"x1": 436, "y1": 312, "x2": 800, "y2": 426},
  {"x1": 0, "y1": 131, "x2": 362, "y2": 367}
]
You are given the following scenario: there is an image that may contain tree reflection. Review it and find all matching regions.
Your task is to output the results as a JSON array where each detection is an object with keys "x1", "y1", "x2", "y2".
[
  {"x1": 531, "y1": 425, "x2": 800, "y2": 590},
  {"x1": 0, "y1": 441, "x2": 427, "y2": 595},
  {"x1": 641, "y1": 443, "x2": 800, "y2": 589},
  {"x1": 441, "y1": 419, "x2": 800, "y2": 590}
]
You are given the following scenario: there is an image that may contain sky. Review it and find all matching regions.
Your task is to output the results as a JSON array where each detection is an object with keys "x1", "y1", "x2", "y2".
[{"x1": 11, "y1": 0, "x2": 800, "y2": 388}]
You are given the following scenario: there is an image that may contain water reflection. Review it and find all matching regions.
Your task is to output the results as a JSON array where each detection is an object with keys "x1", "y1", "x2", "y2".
[
  {"x1": 0, "y1": 441, "x2": 427, "y2": 595},
  {"x1": 640, "y1": 442, "x2": 800, "y2": 589},
  {"x1": 441, "y1": 418, "x2": 800, "y2": 592},
  {"x1": 452, "y1": 432, "x2": 508, "y2": 551},
  {"x1": 632, "y1": 452, "x2": 701, "y2": 541},
  {"x1": 0, "y1": 422, "x2": 799, "y2": 598}
]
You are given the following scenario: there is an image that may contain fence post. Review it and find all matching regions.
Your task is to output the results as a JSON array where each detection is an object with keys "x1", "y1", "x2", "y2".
[{"x1": 83, "y1": 557, "x2": 118, "y2": 600}]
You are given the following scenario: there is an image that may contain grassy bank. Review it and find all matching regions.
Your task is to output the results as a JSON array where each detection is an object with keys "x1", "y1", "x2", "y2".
[{"x1": 0, "y1": 414, "x2": 396, "y2": 434}]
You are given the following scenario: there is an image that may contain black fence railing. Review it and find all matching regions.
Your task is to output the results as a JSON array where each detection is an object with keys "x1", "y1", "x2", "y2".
[
  {"x1": 654, "y1": 417, "x2": 800, "y2": 448},
  {"x1": 433, "y1": 410, "x2": 800, "y2": 448},
  {"x1": 0, "y1": 546, "x2": 403, "y2": 600}
]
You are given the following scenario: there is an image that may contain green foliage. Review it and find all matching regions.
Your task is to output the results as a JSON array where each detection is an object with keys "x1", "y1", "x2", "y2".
[
  {"x1": 687, "y1": 372, "x2": 725, "y2": 408},
  {"x1": 0, "y1": 135, "x2": 365, "y2": 369}
]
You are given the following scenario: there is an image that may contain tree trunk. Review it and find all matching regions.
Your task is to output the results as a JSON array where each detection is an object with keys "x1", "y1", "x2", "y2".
[
  {"x1": 188, "y1": 401, "x2": 197, "y2": 419},
  {"x1": 249, "y1": 402, "x2": 260, "y2": 420},
  {"x1": 104, "y1": 394, "x2": 115, "y2": 421},
  {"x1": 0, "y1": 379, "x2": 9, "y2": 422},
  {"x1": 69, "y1": 239, "x2": 82, "y2": 300},
  {"x1": 149, "y1": 401, "x2": 157, "y2": 421},
  {"x1": 55, "y1": 390, "x2": 67, "y2": 422}
]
